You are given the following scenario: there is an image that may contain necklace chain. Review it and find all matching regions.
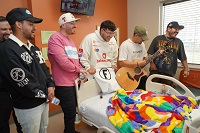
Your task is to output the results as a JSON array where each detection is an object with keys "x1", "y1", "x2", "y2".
[{"x1": 165, "y1": 35, "x2": 174, "y2": 42}]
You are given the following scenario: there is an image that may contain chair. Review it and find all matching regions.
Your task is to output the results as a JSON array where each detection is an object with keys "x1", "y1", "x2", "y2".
[{"x1": 179, "y1": 69, "x2": 200, "y2": 89}]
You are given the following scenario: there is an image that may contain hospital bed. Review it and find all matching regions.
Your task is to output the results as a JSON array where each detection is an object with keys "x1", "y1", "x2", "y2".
[{"x1": 75, "y1": 74, "x2": 199, "y2": 133}]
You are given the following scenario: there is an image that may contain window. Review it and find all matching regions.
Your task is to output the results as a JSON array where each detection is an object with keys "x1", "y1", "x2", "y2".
[{"x1": 162, "y1": 0, "x2": 200, "y2": 65}]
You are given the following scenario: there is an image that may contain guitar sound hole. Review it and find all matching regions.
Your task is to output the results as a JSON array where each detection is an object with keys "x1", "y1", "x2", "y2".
[{"x1": 134, "y1": 67, "x2": 141, "y2": 75}]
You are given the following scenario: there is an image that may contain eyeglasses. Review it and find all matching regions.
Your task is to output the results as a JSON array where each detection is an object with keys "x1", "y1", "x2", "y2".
[{"x1": 103, "y1": 29, "x2": 116, "y2": 36}]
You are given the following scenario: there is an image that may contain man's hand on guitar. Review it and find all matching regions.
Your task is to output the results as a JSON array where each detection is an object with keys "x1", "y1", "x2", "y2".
[
  {"x1": 112, "y1": 65, "x2": 118, "y2": 72},
  {"x1": 137, "y1": 60, "x2": 146, "y2": 67},
  {"x1": 158, "y1": 49, "x2": 165, "y2": 55}
]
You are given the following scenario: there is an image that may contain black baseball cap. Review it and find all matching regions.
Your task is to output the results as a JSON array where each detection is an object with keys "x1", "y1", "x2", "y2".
[
  {"x1": 6, "y1": 8, "x2": 43, "y2": 25},
  {"x1": 167, "y1": 21, "x2": 184, "y2": 30}
]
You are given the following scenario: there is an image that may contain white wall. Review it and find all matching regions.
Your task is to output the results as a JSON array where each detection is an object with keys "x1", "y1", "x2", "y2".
[{"x1": 127, "y1": 0, "x2": 181, "y2": 79}]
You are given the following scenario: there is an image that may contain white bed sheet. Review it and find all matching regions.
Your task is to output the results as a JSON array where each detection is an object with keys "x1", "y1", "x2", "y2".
[{"x1": 79, "y1": 93, "x2": 119, "y2": 133}]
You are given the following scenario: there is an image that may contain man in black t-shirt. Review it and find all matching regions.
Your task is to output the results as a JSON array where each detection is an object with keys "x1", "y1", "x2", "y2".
[{"x1": 147, "y1": 21, "x2": 189, "y2": 85}]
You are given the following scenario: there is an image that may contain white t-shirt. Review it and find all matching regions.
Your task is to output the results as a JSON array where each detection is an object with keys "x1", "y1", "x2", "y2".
[{"x1": 118, "y1": 38, "x2": 147, "y2": 62}]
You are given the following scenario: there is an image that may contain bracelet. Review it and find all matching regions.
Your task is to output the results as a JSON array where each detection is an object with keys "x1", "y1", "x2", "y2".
[{"x1": 184, "y1": 69, "x2": 190, "y2": 72}]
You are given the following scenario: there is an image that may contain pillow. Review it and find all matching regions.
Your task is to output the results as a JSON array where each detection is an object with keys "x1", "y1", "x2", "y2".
[{"x1": 94, "y1": 68, "x2": 121, "y2": 94}]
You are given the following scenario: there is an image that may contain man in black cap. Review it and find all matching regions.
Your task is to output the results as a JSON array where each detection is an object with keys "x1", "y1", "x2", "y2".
[
  {"x1": 0, "y1": 8, "x2": 55, "y2": 133},
  {"x1": 147, "y1": 21, "x2": 189, "y2": 85}
]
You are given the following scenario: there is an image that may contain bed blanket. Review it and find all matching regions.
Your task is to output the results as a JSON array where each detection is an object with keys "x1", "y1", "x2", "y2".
[{"x1": 106, "y1": 89, "x2": 198, "y2": 133}]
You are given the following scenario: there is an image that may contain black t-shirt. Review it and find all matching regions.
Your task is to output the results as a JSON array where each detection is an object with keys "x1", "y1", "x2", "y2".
[{"x1": 147, "y1": 35, "x2": 187, "y2": 76}]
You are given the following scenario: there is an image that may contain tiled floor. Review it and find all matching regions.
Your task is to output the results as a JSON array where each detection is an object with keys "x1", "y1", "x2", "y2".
[{"x1": 10, "y1": 112, "x2": 98, "y2": 133}]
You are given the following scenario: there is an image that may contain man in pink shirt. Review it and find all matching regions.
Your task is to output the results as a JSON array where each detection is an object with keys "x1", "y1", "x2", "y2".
[{"x1": 48, "y1": 13, "x2": 87, "y2": 133}]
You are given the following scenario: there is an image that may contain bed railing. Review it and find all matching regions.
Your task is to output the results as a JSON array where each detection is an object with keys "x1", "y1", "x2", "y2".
[
  {"x1": 146, "y1": 74, "x2": 195, "y2": 98},
  {"x1": 75, "y1": 78, "x2": 101, "y2": 107}
]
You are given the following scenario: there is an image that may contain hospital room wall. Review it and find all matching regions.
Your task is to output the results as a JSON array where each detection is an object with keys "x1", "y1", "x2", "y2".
[
  {"x1": 127, "y1": 0, "x2": 187, "y2": 80},
  {"x1": 0, "y1": 0, "x2": 128, "y2": 69},
  {"x1": 0, "y1": 0, "x2": 128, "y2": 112},
  {"x1": 1, "y1": 0, "x2": 193, "y2": 80}
]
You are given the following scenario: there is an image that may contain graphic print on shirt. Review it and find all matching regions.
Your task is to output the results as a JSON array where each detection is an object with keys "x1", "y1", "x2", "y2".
[
  {"x1": 35, "y1": 51, "x2": 45, "y2": 64},
  {"x1": 132, "y1": 50, "x2": 143, "y2": 54},
  {"x1": 64, "y1": 46, "x2": 78, "y2": 59},
  {"x1": 10, "y1": 68, "x2": 29, "y2": 87},
  {"x1": 92, "y1": 41, "x2": 112, "y2": 64},
  {"x1": 78, "y1": 48, "x2": 83, "y2": 58},
  {"x1": 21, "y1": 51, "x2": 33, "y2": 64},
  {"x1": 99, "y1": 68, "x2": 111, "y2": 80},
  {"x1": 102, "y1": 53, "x2": 106, "y2": 59},
  {"x1": 94, "y1": 47, "x2": 99, "y2": 52},
  {"x1": 154, "y1": 40, "x2": 178, "y2": 69}
]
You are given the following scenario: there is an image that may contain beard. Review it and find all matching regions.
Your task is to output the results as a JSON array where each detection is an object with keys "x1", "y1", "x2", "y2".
[
  {"x1": 24, "y1": 32, "x2": 35, "y2": 40},
  {"x1": 2, "y1": 34, "x2": 10, "y2": 41},
  {"x1": 168, "y1": 31, "x2": 178, "y2": 38}
]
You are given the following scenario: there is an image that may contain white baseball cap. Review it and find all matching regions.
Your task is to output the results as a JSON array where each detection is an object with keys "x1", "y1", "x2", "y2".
[{"x1": 58, "y1": 13, "x2": 80, "y2": 26}]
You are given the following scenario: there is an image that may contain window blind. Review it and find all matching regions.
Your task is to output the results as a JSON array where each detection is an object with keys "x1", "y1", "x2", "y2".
[{"x1": 162, "y1": 0, "x2": 200, "y2": 64}]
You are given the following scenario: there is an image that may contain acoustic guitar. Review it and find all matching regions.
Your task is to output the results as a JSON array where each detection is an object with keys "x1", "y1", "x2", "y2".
[{"x1": 116, "y1": 40, "x2": 171, "y2": 91}]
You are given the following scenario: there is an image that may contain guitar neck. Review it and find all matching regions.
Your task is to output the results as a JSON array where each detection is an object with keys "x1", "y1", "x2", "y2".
[
  {"x1": 140, "y1": 40, "x2": 172, "y2": 69},
  {"x1": 141, "y1": 51, "x2": 160, "y2": 68}
]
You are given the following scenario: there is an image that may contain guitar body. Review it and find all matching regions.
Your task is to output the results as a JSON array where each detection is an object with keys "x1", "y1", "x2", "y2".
[{"x1": 116, "y1": 63, "x2": 147, "y2": 91}]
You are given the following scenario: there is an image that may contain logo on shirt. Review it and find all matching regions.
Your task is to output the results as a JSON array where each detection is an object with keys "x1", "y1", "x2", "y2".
[
  {"x1": 64, "y1": 46, "x2": 78, "y2": 59},
  {"x1": 10, "y1": 68, "x2": 25, "y2": 82},
  {"x1": 78, "y1": 48, "x2": 83, "y2": 58},
  {"x1": 102, "y1": 53, "x2": 106, "y2": 59},
  {"x1": 21, "y1": 51, "x2": 33, "y2": 64},
  {"x1": 99, "y1": 68, "x2": 111, "y2": 80},
  {"x1": 92, "y1": 40, "x2": 99, "y2": 46},
  {"x1": 10, "y1": 68, "x2": 29, "y2": 87},
  {"x1": 78, "y1": 48, "x2": 83, "y2": 53},
  {"x1": 94, "y1": 48, "x2": 99, "y2": 52},
  {"x1": 96, "y1": 53, "x2": 110, "y2": 63},
  {"x1": 35, "y1": 51, "x2": 45, "y2": 64},
  {"x1": 132, "y1": 50, "x2": 142, "y2": 53}
]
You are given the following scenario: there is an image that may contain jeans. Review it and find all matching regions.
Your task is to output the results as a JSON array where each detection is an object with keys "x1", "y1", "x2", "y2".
[
  {"x1": 55, "y1": 86, "x2": 77, "y2": 133},
  {"x1": 14, "y1": 103, "x2": 49, "y2": 133},
  {"x1": 12, "y1": 109, "x2": 23, "y2": 133}
]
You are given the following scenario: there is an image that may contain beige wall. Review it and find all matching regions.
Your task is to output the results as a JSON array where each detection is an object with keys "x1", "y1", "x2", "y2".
[
  {"x1": 127, "y1": 0, "x2": 162, "y2": 46},
  {"x1": 127, "y1": 0, "x2": 182, "y2": 79}
]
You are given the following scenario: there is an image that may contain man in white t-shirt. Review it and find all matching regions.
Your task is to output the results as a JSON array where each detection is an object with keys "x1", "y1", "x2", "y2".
[{"x1": 118, "y1": 26, "x2": 149, "y2": 90}]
